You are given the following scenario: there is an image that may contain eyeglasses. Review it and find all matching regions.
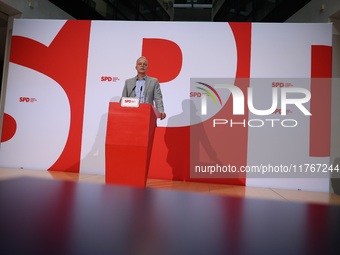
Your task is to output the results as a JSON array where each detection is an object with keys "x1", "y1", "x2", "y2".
[{"x1": 137, "y1": 63, "x2": 148, "y2": 66}]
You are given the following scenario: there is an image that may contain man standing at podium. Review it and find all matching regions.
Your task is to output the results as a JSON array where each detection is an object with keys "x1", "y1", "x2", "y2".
[{"x1": 122, "y1": 56, "x2": 166, "y2": 120}]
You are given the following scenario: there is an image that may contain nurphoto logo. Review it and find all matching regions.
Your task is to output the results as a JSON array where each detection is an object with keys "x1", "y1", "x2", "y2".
[{"x1": 190, "y1": 78, "x2": 312, "y2": 128}]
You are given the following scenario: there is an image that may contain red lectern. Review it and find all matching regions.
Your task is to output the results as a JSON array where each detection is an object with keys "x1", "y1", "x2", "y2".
[{"x1": 105, "y1": 102, "x2": 160, "y2": 187}]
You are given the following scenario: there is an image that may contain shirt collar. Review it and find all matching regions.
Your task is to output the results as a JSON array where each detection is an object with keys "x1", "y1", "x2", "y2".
[{"x1": 136, "y1": 75, "x2": 147, "y2": 81}]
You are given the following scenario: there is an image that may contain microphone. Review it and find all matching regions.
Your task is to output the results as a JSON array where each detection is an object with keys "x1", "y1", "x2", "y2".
[
  {"x1": 128, "y1": 86, "x2": 136, "y2": 97},
  {"x1": 140, "y1": 86, "x2": 143, "y2": 103}
]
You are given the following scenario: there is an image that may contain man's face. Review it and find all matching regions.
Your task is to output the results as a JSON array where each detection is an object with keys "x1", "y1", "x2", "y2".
[{"x1": 136, "y1": 58, "x2": 148, "y2": 75}]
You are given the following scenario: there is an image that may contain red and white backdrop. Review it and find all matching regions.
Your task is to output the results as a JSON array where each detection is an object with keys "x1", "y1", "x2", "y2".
[{"x1": 0, "y1": 20, "x2": 332, "y2": 191}]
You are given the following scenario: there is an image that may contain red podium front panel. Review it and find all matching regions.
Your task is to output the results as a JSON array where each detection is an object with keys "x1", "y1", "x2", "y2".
[{"x1": 105, "y1": 102, "x2": 159, "y2": 187}]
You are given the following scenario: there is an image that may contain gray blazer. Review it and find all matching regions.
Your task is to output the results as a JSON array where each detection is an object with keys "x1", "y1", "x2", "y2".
[{"x1": 122, "y1": 76, "x2": 164, "y2": 112}]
